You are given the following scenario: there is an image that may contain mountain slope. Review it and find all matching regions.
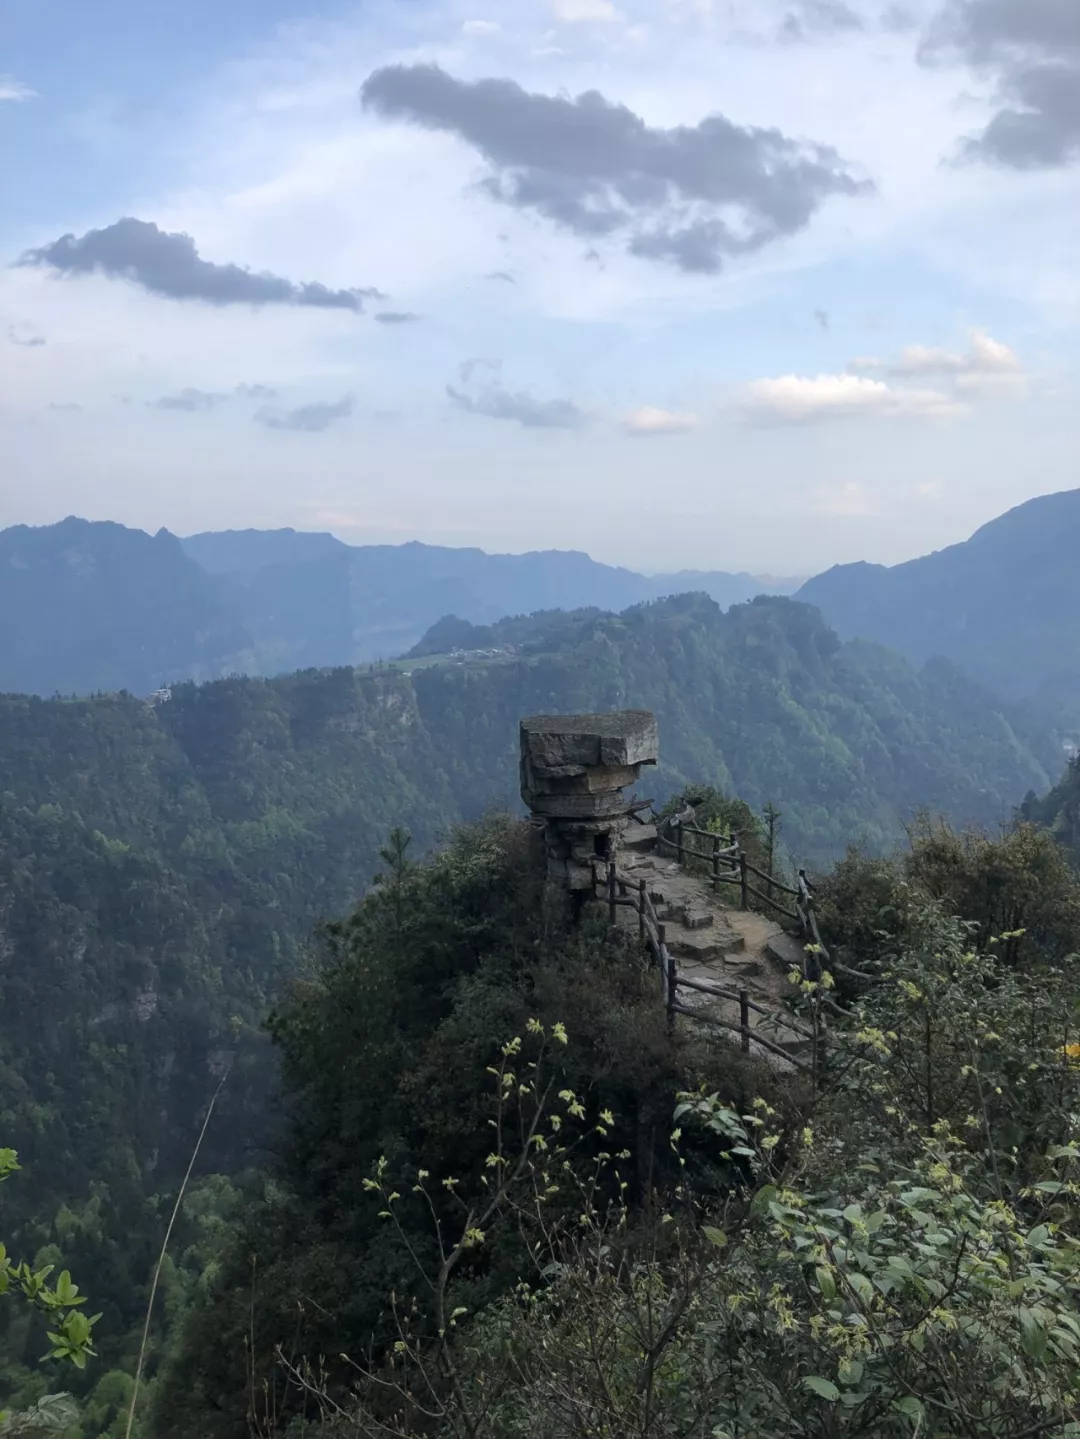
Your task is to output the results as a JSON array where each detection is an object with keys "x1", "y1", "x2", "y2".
[
  {"x1": 0, "y1": 518, "x2": 254, "y2": 696},
  {"x1": 405, "y1": 593, "x2": 1057, "y2": 858},
  {"x1": 188, "y1": 531, "x2": 801, "y2": 668},
  {"x1": 0, "y1": 590, "x2": 1060, "y2": 1372},
  {"x1": 797, "y1": 488, "x2": 1080, "y2": 707},
  {"x1": 0, "y1": 518, "x2": 798, "y2": 696}
]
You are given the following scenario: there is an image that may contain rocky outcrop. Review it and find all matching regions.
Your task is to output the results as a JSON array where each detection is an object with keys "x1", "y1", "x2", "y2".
[{"x1": 520, "y1": 710, "x2": 658, "y2": 892}]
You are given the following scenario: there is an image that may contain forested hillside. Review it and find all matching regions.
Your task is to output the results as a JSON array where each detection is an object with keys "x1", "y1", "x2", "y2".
[
  {"x1": 798, "y1": 487, "x2": 1080, "y2": 710},
  {"x1": 0, "y1": 590, "x2": 1069, "y2": 1431},
  {"x1": 1022, "y1": 753, "x2": 1080, "y2": 863},
  {"x1": 156, "y1": 805, "x2": 1080, "y2": 1439},
  {"x1": 407, "y1": 592, "x2": 1059, "y2": 857}
]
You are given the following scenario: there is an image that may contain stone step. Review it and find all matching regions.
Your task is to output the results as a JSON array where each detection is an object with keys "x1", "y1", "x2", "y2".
[
  {"x1": 682, "y1": 908, "x2": 714, "y2": 930},
  {"x1": 765, "y1": 932, "x2": 809, "y2": 974},
  {"x1": 669, "y1": 925, "x2": 744, "y2": 965},
  {"x1": 721, "y1": 956, "x2": 764, "y2": 978}
]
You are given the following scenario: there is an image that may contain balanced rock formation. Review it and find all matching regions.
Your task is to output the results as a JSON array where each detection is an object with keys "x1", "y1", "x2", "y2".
[{"x1": 520, "y1": 710, "x2": 659, "y2": 892}]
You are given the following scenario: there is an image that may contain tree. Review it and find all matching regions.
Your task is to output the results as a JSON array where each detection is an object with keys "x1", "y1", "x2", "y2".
[
  {"x1": 297, "y1": 903, "x2": 1080, "y2": 1438},
  {"x1": 1, "y1": 1146, "x2": 98, "y2": 1431}
]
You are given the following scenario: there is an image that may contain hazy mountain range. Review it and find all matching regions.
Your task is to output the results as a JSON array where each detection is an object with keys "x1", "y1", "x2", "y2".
[
  {"x1": 4, "y1": 487, "x2": 1080, "y2": 716},
  {"x1": 797, "y1": 488, "x2": 1080, "y2": 710},
  {"x1": 0, "y1": 517, "x2": 799, "y2": 697}
]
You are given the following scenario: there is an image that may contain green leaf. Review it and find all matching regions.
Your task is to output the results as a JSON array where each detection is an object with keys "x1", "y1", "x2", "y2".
[
  {"x1": 803, "y1": 1376, "x2": 840, "y2": 1403},
  {"x1": 815, "y1": 1266, "x2": 836, "y2": 1300},
  {"x1": 702, "y1": 1226, "x2": 727, "y2": 1249},
  {"x1": 891, "y1": 1396, "x2": 924, "y2": 1420}
]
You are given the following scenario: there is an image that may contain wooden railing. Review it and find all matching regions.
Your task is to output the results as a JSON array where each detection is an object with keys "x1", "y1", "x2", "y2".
[
  {"x1": 654, "y1": 807, "x2": 830, "y2": 969},
  {"x1": 592, "y1": 805, "x2": 891, "y2": 1089},
  {"x1": 598, "y1": 854, "x2": 823, "y2": 1075}
]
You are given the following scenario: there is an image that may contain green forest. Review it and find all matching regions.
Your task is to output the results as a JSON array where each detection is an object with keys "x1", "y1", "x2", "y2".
[{"x1": 2, "y1": 593, "x2": 1080, "y2": 1436}]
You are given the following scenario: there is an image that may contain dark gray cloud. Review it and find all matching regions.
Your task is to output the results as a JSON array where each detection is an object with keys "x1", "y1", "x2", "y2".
[
  {"x1": 8, "y1": 322, "x2": 46, "y2": 347},
  {"x1": 814, "y1": 307, "x2": 831, "y2": 330},
  {"x1": 235, "y1": 382, "x2": 279, "y2": 399},
  {"x1": 19, "y1": 217, "x2": 382, "y2": 310},
  {"x1": 924, "y1": 0, "x2": 1080, "y2": 167},
  {"x1": 447, "y1": 360, "x2": 587, "y2": 429},
  {"x1": 255, "y1": 395, "x2": 356, "y2": 432},
  {"x1": 374, "y1": 310, "x2": 421, "y2": 323},
  {"x1": 361, "y1": 64, "x2": 872, "y2": 273},
  {"x1": 780, "y1": 0, "x2": 863, "y2": 42},
  {"x1": 149, "y1": 387, "x2": 229, "y2": 412}
]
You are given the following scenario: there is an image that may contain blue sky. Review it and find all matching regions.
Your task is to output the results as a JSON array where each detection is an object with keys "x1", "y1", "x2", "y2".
[{"x1": 2, "y1": 0, "x2": 1078, "y2": 573}]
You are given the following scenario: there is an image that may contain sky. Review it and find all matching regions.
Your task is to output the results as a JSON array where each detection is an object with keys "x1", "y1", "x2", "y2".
[{"x1": 1, "y1": 0, "x2": 1078, "y2": 575}]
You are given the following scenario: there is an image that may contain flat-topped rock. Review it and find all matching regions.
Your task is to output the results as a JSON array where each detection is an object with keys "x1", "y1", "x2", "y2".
[{"x1": 521, "y1": 711, "x2": 659, "y2": 778}]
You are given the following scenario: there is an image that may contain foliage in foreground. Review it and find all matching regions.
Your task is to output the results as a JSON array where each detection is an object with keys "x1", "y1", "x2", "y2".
[
  {"x1": 297, "y1": 902, "x2": 1080, "y2": 1438},
  {"x1": 1, "y1": 1148, "x2": 96, "y2": 1435}
]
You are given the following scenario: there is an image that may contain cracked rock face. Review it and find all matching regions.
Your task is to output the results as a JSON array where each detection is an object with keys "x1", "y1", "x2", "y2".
[{"x1": 520, "y1": 711, "x2": 659, "y2": 893}]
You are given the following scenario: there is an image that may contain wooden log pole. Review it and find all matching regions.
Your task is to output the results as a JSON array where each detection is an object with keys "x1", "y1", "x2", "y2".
[
  {"x1": 740, "y1": 989, "x2": 750, "y2": 1053},
  {"x1": 676, "y1": 820, "x2": 685, "y2": 866},
  {"x1": 638, "y1": 879, "x2": 647, "y2": 943},
  {"x1": 739, "y1": 852, "x2": 749, "y2": 911},
  {"x1": 608, "y1": 860, "x2": 617, "y2": 928}
]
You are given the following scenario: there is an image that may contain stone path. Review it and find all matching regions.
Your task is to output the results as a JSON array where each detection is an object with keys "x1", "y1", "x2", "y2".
[{"x1": 616, "y1": 842, "x2": 813, "y2": 1068}]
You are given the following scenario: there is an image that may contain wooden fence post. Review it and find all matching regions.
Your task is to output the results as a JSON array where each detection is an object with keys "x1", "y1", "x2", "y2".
[
  {"x1": 666, "y1": 950, "x2": 677, "y2": 1029},
  {"x1": 740, "y1": 989, "x2": 750, "y2": 1053},
  {"x1": 817, "y1": 996, "x2": 826, "y2": 1090},
  {"x1": 658, "y1": 923, "x2": 667, "y2": 1000},
  {"x1": 676, "y1": 820, "x2": 685, "y2": 866},
  {"x1": 638, "y1": 879, "x2": 647, "y2": 943},
  {"x1": 608, "y1": 860, "x2": 617, "y2": 928},
  {"x1": 712, "y1": 833, "x2": 720, "y2": 890},
  {"x1": 739, "y1": 851, "x2": 749, "y2": 911}
]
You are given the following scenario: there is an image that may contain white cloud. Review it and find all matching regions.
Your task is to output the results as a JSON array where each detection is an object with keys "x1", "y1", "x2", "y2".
[
  {"x1": 622, "y1": 406, "x2": 700, "y2": 435},
  {"x1": 738, "y1": 373, "x2": 963, "y2": 425},
  {"x1": 461, "y1": 19, "x2": 502, "y2": 36},
  {"x1": 850, "y1": 328, "x2": 1023, "y2": 379},
  {"x1": 849, "y1": 329, "x2": 1028, "y2": 398},
  {"x1": 0, "y1": 76, "x2": 36, "y2": 102},
  {"x1": 552, "y1": 0, "x2": 621, "y2": 22}
]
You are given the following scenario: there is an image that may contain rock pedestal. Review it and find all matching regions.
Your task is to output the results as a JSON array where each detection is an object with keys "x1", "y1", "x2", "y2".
[{"x1": 520, "y1": 711, "x2": 659, "y2": 893}]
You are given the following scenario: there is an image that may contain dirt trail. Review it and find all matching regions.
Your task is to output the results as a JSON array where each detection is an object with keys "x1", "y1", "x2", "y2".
[{"x1": 615, "y1": 842, "x2": 812, "y2": 1068}]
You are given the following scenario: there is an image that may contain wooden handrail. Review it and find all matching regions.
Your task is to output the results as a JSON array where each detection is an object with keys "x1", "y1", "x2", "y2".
[
  {"x1": 743, "y1": 860, "x2": 800, "y2": 897},
  {"x1": 673, "y1": 974, "x2": 816, "y2": 1040},
  {"x1": 600, "y1": 836, "x2": 841, "y2": 1085},
  {"x1": 669, "y1": 1004, "x2": 811, "y2": 1071}
]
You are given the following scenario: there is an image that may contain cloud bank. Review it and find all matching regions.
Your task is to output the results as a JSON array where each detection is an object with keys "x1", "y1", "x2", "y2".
[
  {"x1": 20, "y1": 218, "x2": 382, "y2": 311},
  {"x1": 255, "y1": 395, "x2": 356, "y2": 432},
  {"x1": 924, "y1": 0, "x2": 1080, "y2": 168},
  {"x1": 447, "y1": 360, "x2": 587, "y2": 428},
  {"x1": 849, "y1": 329, "x2": 1026, "y2": 392},
  {"x1": 150, "y1": 388, "x2": 229, "y2": 412},
  {"x1": 739, "y1": 373, "x2": 962, "y2": 425},
  {"x1": 361, "y1": 64, "x2": 872, "y2": 273},
  {"x1": 0, "y1": 76, "x2": 35, "y2": 102}
]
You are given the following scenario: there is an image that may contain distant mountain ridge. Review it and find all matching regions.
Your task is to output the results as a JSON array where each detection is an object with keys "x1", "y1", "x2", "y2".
[
  {"x1": 0, "y1": 518, "x2": 255, "y2": 698},
  {"x1": 797, "y1": 488, "x2": 1080, "y2": 709},
  {"x1": 0, "y1": 516, "x2": 799, "y2": 697}
]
